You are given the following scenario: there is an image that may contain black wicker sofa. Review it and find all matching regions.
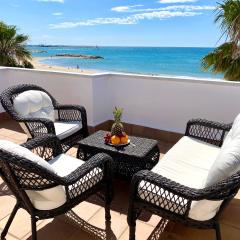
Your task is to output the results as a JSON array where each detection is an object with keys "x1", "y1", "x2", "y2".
[{"x1": 128, "y1": 116, "x2": 240, "y2": 240}]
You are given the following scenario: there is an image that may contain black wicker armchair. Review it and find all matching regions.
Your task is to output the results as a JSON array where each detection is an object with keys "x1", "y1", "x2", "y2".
[
  {"x1": 0, "y1": 84, "x2": 89, "y2": 152},
  {"x1": 127, "y1": 118, "x2": 240, "y2": 240},
  {"x1": 0, "y1": 135, "x2": 113, "y2": 240}
]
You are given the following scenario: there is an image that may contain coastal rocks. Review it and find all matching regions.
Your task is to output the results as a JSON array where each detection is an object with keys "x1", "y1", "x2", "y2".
[
  {"x1": 55, "y1": 54, "x2": 104, "y2": 59},
  {"x1": 31, "y1": 50, "x2": 47, "y2": 53}
]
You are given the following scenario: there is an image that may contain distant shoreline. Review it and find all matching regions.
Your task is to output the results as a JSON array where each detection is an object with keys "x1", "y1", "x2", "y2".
[
  {"x1": 31, "y1": 57, "x2": 99, "y2": 74},
  {"x1": 28, "y1": 45, "x2": 215, "y2": 49}
]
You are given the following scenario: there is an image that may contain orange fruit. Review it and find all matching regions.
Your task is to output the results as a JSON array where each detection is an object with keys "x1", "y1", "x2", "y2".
[
  {"x1": 111, "y1": 135, "x2": 120, "y2": 145},
  {"x1": 121, "y1": 135, "x2": 129, "y2": 144}
]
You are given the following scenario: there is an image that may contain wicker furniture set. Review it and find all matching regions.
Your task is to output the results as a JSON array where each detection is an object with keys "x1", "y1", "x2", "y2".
[{"x1": 0, "y1": 84, "x2": 240, "y2": 240}]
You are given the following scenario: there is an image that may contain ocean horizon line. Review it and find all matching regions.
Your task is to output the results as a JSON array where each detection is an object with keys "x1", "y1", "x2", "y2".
[{"x1": 27, "y1": 44, "x2": 215, "y2": 49}]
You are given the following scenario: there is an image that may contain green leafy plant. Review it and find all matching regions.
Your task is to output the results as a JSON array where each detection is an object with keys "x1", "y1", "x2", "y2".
[
  {"x1": 0, "y1": 21, "x2": 33, "y2": 68},
  {"x1": 202, "y1": 0, "x2": 240, "y2": 81}
]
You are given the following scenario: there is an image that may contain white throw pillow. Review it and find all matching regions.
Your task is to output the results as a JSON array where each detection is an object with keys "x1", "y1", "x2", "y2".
[
  {"x1": 223, "y1": 113, "x2": 240, "y2": 147},
  {"x1": 206, "y1": 113, "x2": 240, "y2": 186},
  {"x1": 13, "y1": 90, "x2": 55, "y2": 121}
]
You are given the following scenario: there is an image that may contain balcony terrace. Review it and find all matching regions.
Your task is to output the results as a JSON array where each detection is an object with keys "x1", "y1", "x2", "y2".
[{"x1": 0, "y1": 67, "x2": 240, "y2": 240}]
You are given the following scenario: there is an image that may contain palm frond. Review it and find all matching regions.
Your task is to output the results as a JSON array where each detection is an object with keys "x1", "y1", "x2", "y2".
[{"x1": 0, "y1": 21, "x2": 32, "y2": 68}]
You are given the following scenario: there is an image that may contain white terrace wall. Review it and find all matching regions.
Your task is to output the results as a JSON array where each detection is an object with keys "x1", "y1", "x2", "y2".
[
  {"x1": 0, "y1": 68, "x2": 10, "y2": 113},
  {"x1": 107, "y1": 73, "x2": 240, "y2": 133},
  {"x1": 1, "y1": 67, "x2": 240, "y2": 134},
  {"x1": 0, "y1": 68, "x2": 100, "y2": 126}
]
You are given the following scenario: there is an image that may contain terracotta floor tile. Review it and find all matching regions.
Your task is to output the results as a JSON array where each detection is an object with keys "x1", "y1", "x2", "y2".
[
  {"x1": 66, "y1": 147, "x2": 78, "y2": 157},
  {"x1": 64, "y1": 210, "x2": 116, "y2": 240},
  {"x1": 234, "y1": 190, "x2": 240, "y2": 200},
  {"x1": 0, "y1": 179, "x2": 13, "y2": 196},
  {"x1": 0, "y1": 233, "x2": 19, "y2": 240},
  {"x1": 141, "y1": 213, "x2": 162, "y2": 228},
  {"x1": 0, "y1": 136, "x2": 19, "y2": 144},
  {"x1": 167, "y1": 223, "x2": 215, "y2": 240},
  {"x1": 66, "y1": 229, "x2": 97, "y2": 240},
  {"x1": 221, "y1": 202, "x2": 240, "y2": 229},
  {"x1": 0, "y1": 196, "x2": 16, "y2": 221},
  {"x1": 88, "y1": 208, "x2": 128, "y2": 239},
  {"x1": 119, "y1": 221, "x2": 155, "y2": 240},
  {"x1": 220, "y1": 224, "x2": 240, "y2": 240},
  {"x1": 0, "y1": 129, "x2": 19, "y2": 137},
  {"x1": 71, "y1": 201, "x2": 102, "y2": 222},
  {"x1": 22, "y1": 216, "x2": 78, "y2": 240},
  {"x1": 0, "y1": 209, "x2": 34, "y2": 239}
]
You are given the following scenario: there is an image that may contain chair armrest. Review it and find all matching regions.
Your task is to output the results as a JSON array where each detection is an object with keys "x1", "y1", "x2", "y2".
[
  {"x1": 22, "y1": 134, "x2": 63, "y2": 159},
  {"x1": 55, "y1": 104, "x2": 88, "y2": 137},
  {"x1": 19, "y1": 117, "x2": 55, "y2": 137},
  {"x1": 62, "y1": 153, "x2": 112, "y2": 185},
  {"x1": 185, "y1": 118, "x2": 232, "y2": 147},
  {"x1": 131, "y1": 170, "x2": 239, "y2": 202}
]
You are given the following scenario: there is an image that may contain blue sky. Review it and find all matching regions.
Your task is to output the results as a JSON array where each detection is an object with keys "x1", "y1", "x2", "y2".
[{"x1": 0, "y1": 0, "x2": 223, "y2": 47}]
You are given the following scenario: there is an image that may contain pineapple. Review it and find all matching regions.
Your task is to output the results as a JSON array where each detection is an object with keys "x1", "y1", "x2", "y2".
[{"x1": 111, "y1": 107, "x2": 124, "y2": 136}]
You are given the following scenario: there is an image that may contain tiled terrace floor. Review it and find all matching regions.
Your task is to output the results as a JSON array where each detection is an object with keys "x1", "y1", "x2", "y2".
[{"x1": 0, "y1": 120, "x2": 239, "y2": 240}]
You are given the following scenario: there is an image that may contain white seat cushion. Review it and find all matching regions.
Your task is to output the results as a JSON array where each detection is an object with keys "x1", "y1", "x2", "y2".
[
  {"x1": 138, "y1": 136, "x2": 221, "y2": 221},
  {"x1": 0, "y1": 141, "x2": 103, "y2": 211},
  {"x1": 27, "y1": 154, "x2": 103, "y2": 210},
  {"x1": 54, "y1": 121, "x2": 82, "y2": 140},
  {"x1": 13, "y1": 90, "x2": 55, "y2": 121},
  {"x1": 206, "y1": 113, "x2": 240, "y2": 186}
]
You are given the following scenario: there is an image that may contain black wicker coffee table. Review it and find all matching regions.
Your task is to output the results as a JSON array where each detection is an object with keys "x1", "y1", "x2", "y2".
[{"x1": 77, "y1": 130, "x2": 160, "y2": 179}]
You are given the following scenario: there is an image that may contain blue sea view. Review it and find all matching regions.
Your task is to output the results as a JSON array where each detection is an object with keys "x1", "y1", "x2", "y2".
[{"x1": 29, "y1": 46, "x2": 222, "y2": 79}]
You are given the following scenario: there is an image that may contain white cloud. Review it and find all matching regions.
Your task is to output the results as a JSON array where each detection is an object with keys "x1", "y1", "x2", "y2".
[
  {"x1": 111, "y1": 5, "x2": 144, "y2": 12},
  {"x1": 37, "y1": 0, "x2": 64, "y2": 3},
  {"x1": 111, "y1": 5, "x2": 215, "y2": 13},
  {"x1": 161, "y1": 5, "x2": 215, "y2": 11},
  {"x1": 158, "y1": 0, "x2": 197, "y2": 3},
  {"x1": 52, "y1": 12, "x2": 63, "y2": 15},
  {"x1": 49, "y1": 10, "x2": 201, "y2": 29}
]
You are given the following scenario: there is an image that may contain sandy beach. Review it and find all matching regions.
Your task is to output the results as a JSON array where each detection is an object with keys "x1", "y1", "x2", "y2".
[{"x1": 31, "y1": 57, "x2": 99, "y2": 74}]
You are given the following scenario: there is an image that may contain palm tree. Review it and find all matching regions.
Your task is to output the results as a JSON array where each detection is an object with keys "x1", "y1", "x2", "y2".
[
  {"x1": 0, "y1": 21, "x2": 33, "y2": 68},
  {"x1": 215, "y1": 0, "x2": 240, "y2": 47},
  {"x1": 202, "y1": 0, "x2": 240, "y2": 81}
]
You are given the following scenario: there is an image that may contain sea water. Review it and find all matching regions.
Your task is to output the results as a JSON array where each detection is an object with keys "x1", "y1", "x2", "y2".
[{"x1": 28, "y1": 46, "x2": 222, "y2": 79}]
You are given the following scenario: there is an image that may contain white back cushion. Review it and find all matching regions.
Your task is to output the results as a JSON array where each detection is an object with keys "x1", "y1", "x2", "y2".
[
  {"x1": 13, "y1": 90, "x2": 55, "y2": 121},
  {"x1": 0, "y1": 140, "x2": 54, "y2": 172},
  {"x1": 0, "y1": 140, "x2": 66, "y2": 210},
  {"x1": 206, "y1": 113, "x2": 240, "y2": 186}
]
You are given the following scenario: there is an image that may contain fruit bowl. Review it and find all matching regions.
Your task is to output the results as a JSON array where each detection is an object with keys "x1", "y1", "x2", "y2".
[
  {"x1": 104, "y1": 132, "x2": 130, "y2": 147},
  {"x1": 106, "y1": 139, "x2": 130, "y2": 147}
]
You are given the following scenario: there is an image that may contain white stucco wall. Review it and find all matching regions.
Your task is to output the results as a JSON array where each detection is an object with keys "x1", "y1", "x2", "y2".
[
  {"x1": 108, "y1": 73, "x2": 240, "y2": 133},
  {"x1": 1, "y1": 67, "x2": 240, "y2": 133},
  {"x1": 0, "y1": 68, "x2": 10, "y2": 113}
]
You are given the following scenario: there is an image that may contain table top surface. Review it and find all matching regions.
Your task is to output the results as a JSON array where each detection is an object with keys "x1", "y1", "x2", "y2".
[{"x1": 78, "y1": 130, "x2": 159, "y2": 158}]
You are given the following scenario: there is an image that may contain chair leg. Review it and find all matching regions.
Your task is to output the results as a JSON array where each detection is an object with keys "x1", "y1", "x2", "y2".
[
  {"x1": 1, "y1": 202, "x2": 20, "y2": 239},
  {"x1": 105, "y1": 182, "x2": 113, "y2": 222},
  {"x1": 215, "y1": 223, "x2": 221, "y2": 240},
  {"x1": 127, "y1": 207, "x2": 137, "y2": 240},
  {"x1": 31, "y1": 216, "x2": 37, "y2": 240},
  {"x1": 129, "y1": 224, "x2": 136, "y2": 240},
  {"x1": 105, "y1": 203, "x2": 111, "y2": 222}
]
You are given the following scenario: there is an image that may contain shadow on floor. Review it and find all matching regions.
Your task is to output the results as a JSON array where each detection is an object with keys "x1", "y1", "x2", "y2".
[{"x1": 0, "y1": 182, "x2": 12, "y2": 196}]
